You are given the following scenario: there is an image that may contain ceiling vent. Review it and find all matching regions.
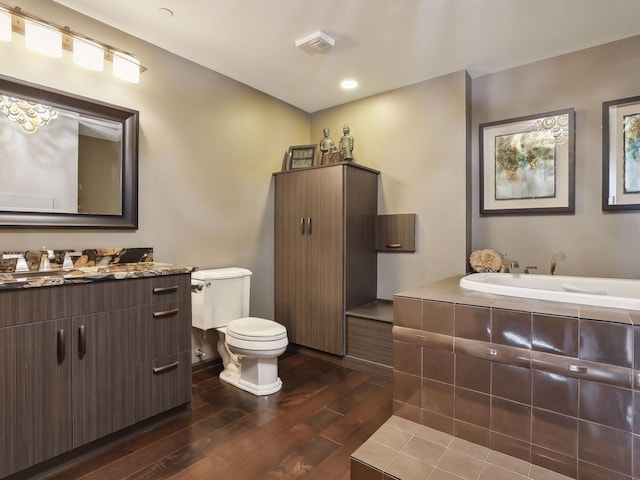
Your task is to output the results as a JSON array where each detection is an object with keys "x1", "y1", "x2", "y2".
[{"x1": 295, "y1": 31, "x2": 335, "y2": 51}]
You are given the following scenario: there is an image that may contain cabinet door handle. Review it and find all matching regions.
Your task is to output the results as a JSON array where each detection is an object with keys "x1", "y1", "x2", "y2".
[
  {"x1": 300, "y1": 217, "x2": 306, "y2": 235},
  {"x1": 153, "y1": 286, "x2": 178, "y2": 294},
  {"x1": 153, "y1": 308, "x2": 180, "y2": 318},
  {"x1": 386, "y1": 243, "x2": 402, "y2": 249},
  {"x1": 78, "y1": 325, "x2": 86, "y2": 359},
  {"x1": 57, "y1": 329, "x2": 65, "y2": 364},
  {"x1": 153, "y1": 361, "x2": 179, "y2": 374},
  {"x1": 307, "y1": 217, "x2": 312, "y2": 235}
]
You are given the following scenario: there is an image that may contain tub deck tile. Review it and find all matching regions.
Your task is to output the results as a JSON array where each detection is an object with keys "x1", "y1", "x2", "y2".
[{"x1": 351, "y1": 416, "x2": 575, "y2": 480}]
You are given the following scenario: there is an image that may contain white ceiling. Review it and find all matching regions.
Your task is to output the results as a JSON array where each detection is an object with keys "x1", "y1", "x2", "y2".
[{"x1": 53, "y1": 0, "x2": 640, "y2": 113}]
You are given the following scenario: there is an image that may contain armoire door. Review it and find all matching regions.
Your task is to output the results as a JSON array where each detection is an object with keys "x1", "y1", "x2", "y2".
[
  {"x1": 275, "y1": 165, "x2": 346, "y2": 354},
  {"x1": 305, "y1": 166, "x2": 344, "y2": 354},
  {"x1": 274, "y1": 169, "x2": 309, "y2": 345}
]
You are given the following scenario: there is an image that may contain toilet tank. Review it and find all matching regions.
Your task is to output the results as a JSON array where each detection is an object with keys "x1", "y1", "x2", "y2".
[{"x1": 191, "y1": 267, "x2": 252, "y2": 331}]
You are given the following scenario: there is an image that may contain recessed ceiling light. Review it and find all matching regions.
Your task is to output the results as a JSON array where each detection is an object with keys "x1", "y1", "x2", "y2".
[
  {"x1": 158, "y1": 7, "x2": 174, "y2": 17},
  {"x1": 341, "y1": 79, "x2": 358, "y2": 89}
]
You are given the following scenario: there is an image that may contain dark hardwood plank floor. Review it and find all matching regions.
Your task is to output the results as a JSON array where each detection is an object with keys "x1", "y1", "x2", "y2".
[{"x1": 32, "y1": 350, "x2": 392, "y2": 480}]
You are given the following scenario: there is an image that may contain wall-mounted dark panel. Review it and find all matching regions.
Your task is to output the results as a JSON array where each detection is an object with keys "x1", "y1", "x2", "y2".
[{"x1": 375, "y1": 213, "x2": 416, "y2": 252}]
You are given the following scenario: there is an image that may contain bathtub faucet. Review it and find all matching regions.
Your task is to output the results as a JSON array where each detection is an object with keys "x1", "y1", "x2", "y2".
[
  {"x1": 500, "y1": 259, "x2": 519, "y2": 273},
  {"x1": 550, "y1": 252, "x2": 566, "y2": 275}
]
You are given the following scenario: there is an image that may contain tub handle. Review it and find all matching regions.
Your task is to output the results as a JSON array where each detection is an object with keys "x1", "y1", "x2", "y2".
[
  {"x1": 568, "y1": 364, "x2": 588, "y2": 374},
  {"x1": 485, "y1": 348, "x2": 498, "y2": 357}
]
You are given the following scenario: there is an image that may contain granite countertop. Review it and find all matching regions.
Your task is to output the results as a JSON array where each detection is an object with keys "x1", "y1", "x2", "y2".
[{"x1": 0, "y1": 262, "x2": 195, "y2": 290}]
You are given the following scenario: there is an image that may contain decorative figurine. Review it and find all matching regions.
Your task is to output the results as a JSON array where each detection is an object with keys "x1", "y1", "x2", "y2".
[
  {"x1": 339, "y1": 124, "x2": 354, "y2": 161},
  {"x1": 319, "y1": 128, "x2": 335, "y2": 154}
]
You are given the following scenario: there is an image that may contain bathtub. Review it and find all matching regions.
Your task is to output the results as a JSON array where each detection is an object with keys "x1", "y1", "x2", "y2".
[{"x1": 459, "y1": 272, "x2": 640, "y2": 311}]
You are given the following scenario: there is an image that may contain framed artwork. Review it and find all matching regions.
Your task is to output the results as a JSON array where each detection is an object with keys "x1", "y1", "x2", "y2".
[
  {"x1": 282, "y1": 144, "x2": 317, "y2": 171},
  {"x1": 479, "y1": 108, "x2": 575, "y2": 215},
  {"x1": 602, "y1": 95, "x2": 640, "y2": 211}
]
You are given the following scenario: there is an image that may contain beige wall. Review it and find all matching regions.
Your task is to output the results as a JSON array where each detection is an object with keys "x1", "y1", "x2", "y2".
[
  {"x1": 311, "y1": 71, "x2": 471, "y2": 299},
  {"x1": 4, "y1": 2, "x2": 638, "y2": 365},
  {"x1": 1, "y1": 0, "x2": 309, "y2": 362},
  {"x1": 472, "y1": 35, "x2": 640, "y2": 278}
]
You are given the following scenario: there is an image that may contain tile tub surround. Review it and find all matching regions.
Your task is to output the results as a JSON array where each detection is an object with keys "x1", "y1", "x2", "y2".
[
  {"x1": 351, "y1": 415, "x2": 573, "y2": 480},
  {"x1": 392, "y1": 275, "x2": 640, "y2": 480}
]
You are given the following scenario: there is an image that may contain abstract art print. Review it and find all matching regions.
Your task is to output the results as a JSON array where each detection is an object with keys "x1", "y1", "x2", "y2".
[
  {"x1": 603, "y1": 95, "x2": 640, "y2": 211},
  {"x1": 480, "y1": 108, "x2": 575, "y2": 215}
]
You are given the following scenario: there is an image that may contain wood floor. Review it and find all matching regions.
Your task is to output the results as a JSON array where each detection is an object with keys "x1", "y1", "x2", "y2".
[{"x1": 32, "y1": 349, "x2": 392, "y2": 480}]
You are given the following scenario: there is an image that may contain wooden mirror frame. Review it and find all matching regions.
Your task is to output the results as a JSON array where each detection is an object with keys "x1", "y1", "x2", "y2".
[{"x1": 0, "y1": 74, "x2": 139, "y2": 229}]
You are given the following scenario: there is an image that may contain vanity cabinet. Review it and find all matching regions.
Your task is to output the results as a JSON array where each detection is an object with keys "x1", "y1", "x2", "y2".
[
  {"x1": 0, "y1": 273, "x2": 192, "y2": 479},
  {"x1": 71, "y1": 308, "x2": 138, "y2": 446},
  {"x1": 0, "y1": 315, "x2": 72, "y2": 478},
  {"x1": 136, "y1": 275, "x2": 192, "y2": 420},
  {"x1": 274, "y1": 164, "x2": 378, "y2": 355}
]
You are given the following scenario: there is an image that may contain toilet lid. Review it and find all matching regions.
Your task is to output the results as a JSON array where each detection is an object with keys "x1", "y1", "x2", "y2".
[{"x1": 226, "y1": 317, "x2": 287, "y2": 342}]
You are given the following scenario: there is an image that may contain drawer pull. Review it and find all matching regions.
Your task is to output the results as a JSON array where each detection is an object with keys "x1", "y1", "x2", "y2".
[
  {"x1": 485, "y1": 348, "x2": 498, "y2": 357},
  {"x1": 153, "y1": 286, "x2": 179, "y2": 294},
  {"x1": 153, "y1": 361, "x2": 179, "y2": 374},
  {"x1": 386, "y1": 243, "x2": 402, "y2": 249},
  {"x1": 57, "y1": 329, "x2": 65, "y2": 364},
  {"x1": 569, "y1": 364, "x2": 588, "y2": 374},
  {"x1": 153, "y1": 308, "x2": 180, "y2": 318}
]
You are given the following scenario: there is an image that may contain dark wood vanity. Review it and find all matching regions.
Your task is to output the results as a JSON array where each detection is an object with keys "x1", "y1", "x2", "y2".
[{"x1": 0, "y1": 268, "x2": 192, "y2": 478}]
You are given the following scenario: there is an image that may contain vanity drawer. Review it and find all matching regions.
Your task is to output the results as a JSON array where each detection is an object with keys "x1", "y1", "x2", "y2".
[
  {"x1": 137, "y1": 302, "x2": 191, "y2": 363},
  {"x1": 136, "y1": 350, "x2": 191, "y2": 421},
  {"x1": 140, "y1": 274, "x2": 191, "y2": 306},
  {"x1": 71, "y1": 279, "x2": 143, "y2": 316},
  {"x1": 0, "y1": 285, "x2": 71, "y2": 327}
]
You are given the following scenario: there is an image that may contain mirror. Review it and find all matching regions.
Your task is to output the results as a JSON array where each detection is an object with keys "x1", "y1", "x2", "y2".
[{"x1": 0, "y1": 74, "x2": 138, "y2": 228}]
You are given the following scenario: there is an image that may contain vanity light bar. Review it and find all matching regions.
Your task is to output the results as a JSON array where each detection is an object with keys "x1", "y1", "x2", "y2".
[{"x1": 0, "y1": 3, "x2": 146, "y2": 83}]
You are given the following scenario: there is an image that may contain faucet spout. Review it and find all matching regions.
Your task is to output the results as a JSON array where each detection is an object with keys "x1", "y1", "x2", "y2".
[
  {"x1": 550, "y1": 252, "x2": 566, "y2": 275},
  {"x1": 500, "y1": 259, "x2": 519, "y2": 273}
]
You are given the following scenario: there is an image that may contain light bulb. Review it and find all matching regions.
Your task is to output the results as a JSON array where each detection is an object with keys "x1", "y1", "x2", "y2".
[
  {"x1": 112, "y1": 52, "x2": 140, "y2": 83},
  {"x1": 73, "y1": 38, "x2": 104, "y2": 71},
  {"x1": 0, "y1": 10, "x2": 11, "y2": 42},
  {"x1": 25, "y1": 21, "x2": 62, "y2": 57}
]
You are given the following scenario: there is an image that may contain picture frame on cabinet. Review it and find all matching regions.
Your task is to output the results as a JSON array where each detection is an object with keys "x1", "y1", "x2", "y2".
[
  {"x1": 479, "y1": 108, "x2": 575, "y2": 215},
  {"x1": 602, "y1": 95, "x2": 640, "y2": 211},
  {"x1": 283, "y1": 144, "x2": 317, "y2": 171}
]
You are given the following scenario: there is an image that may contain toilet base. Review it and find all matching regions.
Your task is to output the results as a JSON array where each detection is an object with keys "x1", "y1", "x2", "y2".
[{"x1": 219, "y1": 356, "x2": 283, "y2": 396}]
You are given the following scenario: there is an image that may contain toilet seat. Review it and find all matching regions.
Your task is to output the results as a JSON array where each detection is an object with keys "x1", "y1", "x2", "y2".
[
  {"x1": 226, "y1": 317, "x2": 287, "y2": 342},
  {"x1": 225, "y1": 317, "x2": 288, "y2": 354}
]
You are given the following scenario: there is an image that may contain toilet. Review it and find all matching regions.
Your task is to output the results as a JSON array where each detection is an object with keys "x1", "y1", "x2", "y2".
[{"x1": 191, "y1": 267, "x2": 288, "y2": 396}]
